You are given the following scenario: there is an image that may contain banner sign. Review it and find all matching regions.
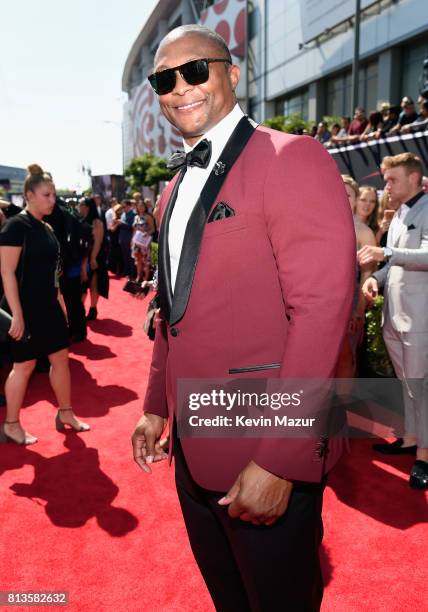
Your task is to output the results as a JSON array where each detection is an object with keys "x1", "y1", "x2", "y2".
[{"x1": 329, "y1": 131, "x2": 428, "y2": 188}]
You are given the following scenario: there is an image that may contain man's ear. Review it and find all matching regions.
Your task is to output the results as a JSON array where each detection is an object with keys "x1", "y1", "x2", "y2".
[{"x1": 229, "y1": 64, "x2": 240, "y2": 92}]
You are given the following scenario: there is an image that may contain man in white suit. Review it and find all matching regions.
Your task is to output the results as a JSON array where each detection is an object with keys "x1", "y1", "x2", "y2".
[{"x1": 359, "y1": 153, "x2": 428, "y2": 489}]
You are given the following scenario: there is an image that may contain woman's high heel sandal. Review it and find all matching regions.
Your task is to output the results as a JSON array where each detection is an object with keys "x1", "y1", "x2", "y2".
[
  {"x1": 0, "y1": 420, "x2": 38, "y2": 445},
  {"x1": 55, "y1": 408, "x2": 90, "y2": 433}
]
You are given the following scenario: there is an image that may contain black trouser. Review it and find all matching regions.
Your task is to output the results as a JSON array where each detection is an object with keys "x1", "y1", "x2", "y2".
[
  {"x1": 119, "y1": 238, "x2": 135, "y2": 278},
  {"x1": 61, "y1": 275, "x2": 86, "y2": 339},
  {"x1": 107, "y1": 230, "x2": 123, "y2": 275},
  {"x1": 174, "y1": 433, "x2": 326, "y2": 612}
]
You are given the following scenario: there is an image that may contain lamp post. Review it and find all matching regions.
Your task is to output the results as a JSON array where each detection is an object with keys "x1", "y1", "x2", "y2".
[{"x1": 350, "y1": 0, "x2": 361, "y2": 116}]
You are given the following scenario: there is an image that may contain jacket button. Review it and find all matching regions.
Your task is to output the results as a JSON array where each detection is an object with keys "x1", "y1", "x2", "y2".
[
  {"x1": 170, "y1": 327, "x2": 179, "y2": 337},
  {"x1": 316, "y1": 440, "x2": 327, "y2": 458}
]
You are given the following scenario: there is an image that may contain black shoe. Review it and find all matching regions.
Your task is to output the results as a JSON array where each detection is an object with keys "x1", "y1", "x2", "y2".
[
  {"x1": 409, "y1": 460, "x2": 428, "y2": 489},
  {"x1": 86, "y1": 307, "x2": 97, "y2": 321},
  {"x1": 372, "y1": 438, "x2": 417, "y2": 455}
]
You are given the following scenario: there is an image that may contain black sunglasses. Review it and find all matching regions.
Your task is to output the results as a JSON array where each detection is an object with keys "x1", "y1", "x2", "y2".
[{"x1": 148, "y1": 58, "x2": 231, "y2": 96}]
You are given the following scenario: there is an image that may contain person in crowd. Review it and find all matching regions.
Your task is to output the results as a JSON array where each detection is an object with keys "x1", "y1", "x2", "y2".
[
  {"x1": 309, "y1": 123, "x2": 318, "y2": 138},
  {"x1": 360, "y1": 153, "x2": 428, "y2": 490},
  {"x1": 131, "y1": 24, "x2": 355, "y2": 611},
  {"x1": 360, "y1": 111, "x2": 384, "y2": 142},
  {"x1": 131, "y1": 199, "x2": 155, "y2": 283},
  {"x1": 336, "y1": 176, "x2": 376, "y2": 379},
  {"x1": 401, "y1": 98, "x2": 428, "y2": 133},
  {"x1": 374, "y1": 105, "x2": 400, "y2": 138},
  {"x1": 314, "y1": 121, "x2": 331, "y2": 144},
  {"x1": 45, "y1": 198, "x2": 91, "y2": 343},
  {"x1": 105, "y1": 198, "x2": 118, "y2": 272},
  {"x1": 0, "y1": 197, "x2": 23, "y2": 219},
  {"x1": 152, "y1": 194, "x2": 161, "y2": 239},
  {"x1": 355, "y1": 185, "x2": 380, "y2": 233},
  {"x1": 329, "y1": 116, "x2": 351, "y2": 146},
  {"x1": 423, "y1": 175, "x2": 428, "y2": 194},
  {"x1": 78, "y1": 197, "x2": 109, "y2": 321},
  {"x1": 144, "y1": 197, "x2": 154, "y2": 215},
  {"x1": 387, "y1": 96, "x2": 418, "y2": 135},
  {"x1": 347, "y1": 107, "x2": 368, "y2": 143},
  {"x1": 105, "y1": 198, "x2": 116, "y2": 232},
  {"x1": 0, "y1": 165, "x2": 89, "y2": 445},
  {"x1": 380, "y1": 101, "x2": 390, "y2": 122},
  {"x1": 118, "y1": 199, "x2": 136, "y2": 278},
  {"x1": 375, "y1": 189, "x2": 400, "y2": 246},
  {"x1": 324, "y1": 123, "x2": 340, "y2": 148},
  {"x1": 132, "y1": 192, "x2": 142, "y2": 207},
  {"x1": 93, "y1": 193, "x2": 104, "y2": 219},
  {"x1": 106, "y1": 203, "x2": 124, "y2": 275}
]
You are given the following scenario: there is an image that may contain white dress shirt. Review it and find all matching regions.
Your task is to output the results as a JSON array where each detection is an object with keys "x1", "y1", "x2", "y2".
[
  {"x1": 388, "y1": 204, "x2": 410, "y2": 246},
  {"x1": 168, "y1": 104, "x2": 245, "y2": 292}
]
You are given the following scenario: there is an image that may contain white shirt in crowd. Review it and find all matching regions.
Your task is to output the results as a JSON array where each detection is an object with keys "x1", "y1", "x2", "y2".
[
  {"x1": 105, "y1": 207, "x2": 116, "y2": 231},
  {"x1": 168, "y1": 103, "x2": 244, "y2": 292}
]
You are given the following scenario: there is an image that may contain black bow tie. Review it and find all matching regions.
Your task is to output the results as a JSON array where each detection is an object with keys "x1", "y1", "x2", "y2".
[{"x1": 167, "y1": 139, "x2": 212, "y2": 173}]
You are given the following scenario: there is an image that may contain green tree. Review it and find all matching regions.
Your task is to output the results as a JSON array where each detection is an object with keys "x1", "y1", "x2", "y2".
[
  {"x1": 263, "y1": 113, "x2": 342, "y2": 135},
  {"x1": 263, "y1": 113, "x2": 311, "y2": 134},
  {"x1": 125, "y1": 153, "x2": 172, "y2": 198},
  {"x1": 323, "y1": 115, "x2": 342, "y2": 130},
  {"x1": 262, "y1": 115, "x2": 288, "y2": 132}
]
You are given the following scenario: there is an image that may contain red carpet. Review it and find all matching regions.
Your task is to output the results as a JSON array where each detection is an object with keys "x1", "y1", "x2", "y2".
[{"x1": 0, "y1": 277, "x2": 426, "y2": 611}]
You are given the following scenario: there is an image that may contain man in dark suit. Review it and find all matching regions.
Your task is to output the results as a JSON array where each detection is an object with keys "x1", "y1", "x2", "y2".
[{"x1": 132, "y1": 25, "x2": 355, "y2": 611}]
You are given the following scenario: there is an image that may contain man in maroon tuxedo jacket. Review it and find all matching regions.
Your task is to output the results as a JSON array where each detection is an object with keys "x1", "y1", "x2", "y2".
[{"x1": 132, "y1": 24, "x2": 355, "y2": 611}]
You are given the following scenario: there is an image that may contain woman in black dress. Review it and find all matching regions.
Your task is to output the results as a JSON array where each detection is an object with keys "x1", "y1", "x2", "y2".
[
  {"x1": 78, "y1": 197, "x2": 109, "y2": 321},
  {"x1": 0, "y1": 165, "x2": 89, "y2": 445}
]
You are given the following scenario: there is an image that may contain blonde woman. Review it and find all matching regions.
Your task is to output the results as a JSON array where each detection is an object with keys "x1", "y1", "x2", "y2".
[
  {"x1": 0, "y1": 165, "x2": 89, "y2": 445},
  {"x1": 336, "y1": 175, "x2": 377, "y2": 378}
]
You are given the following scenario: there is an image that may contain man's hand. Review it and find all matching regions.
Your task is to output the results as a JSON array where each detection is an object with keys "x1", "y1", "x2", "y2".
[
  {"x1": 218, "y1": 461, "x2": 293, "y2": 526},
  {"x1": 132, "y1": 413, "x2": 168, "y2": 473},
  {"x1": 361, "y1": 276, "x2": 379, "y2": 303},
  {"x1": 358, "y1": 245, "x2": 385, "y2": 265},
  {"x1": 379, "y1": 217, "x2": 392, "y2": 234}
]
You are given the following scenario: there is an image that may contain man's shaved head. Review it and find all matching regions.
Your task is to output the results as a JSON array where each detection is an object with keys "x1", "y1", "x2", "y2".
[
  {"x1": 151, "y1": 24, "x2": 240, "y2": 146},
  {"x1": 154, "y1": 24, "x2": 232, "y2": 68}
]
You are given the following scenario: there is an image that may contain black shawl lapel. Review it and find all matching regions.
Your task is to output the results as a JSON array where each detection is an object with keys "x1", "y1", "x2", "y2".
[
  {"x1": 157, "y1": 170, "x2": 186, "y2": 321},
  {"x1": 169, "y1": 116, "x2": 256, "y2": 326}
]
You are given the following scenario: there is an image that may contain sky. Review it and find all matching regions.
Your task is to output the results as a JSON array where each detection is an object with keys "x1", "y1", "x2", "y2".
[{"x1": 0, "y1": 0, "x2": 158, "y2": 191}]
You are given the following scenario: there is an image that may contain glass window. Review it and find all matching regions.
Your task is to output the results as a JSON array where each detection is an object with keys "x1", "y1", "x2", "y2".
[
  {"x1": 283, "y1": 90, "x2": 308, "y2": 119},
  {"x1": 365, "y1": 62, "x2": 378, "y2": 112},
  {"x1": 327, "y1": 62, "x2": 377, "y2": 117},
  {"x1": 327, "y1": 73, "x2": 351, "y2": 116},
  {"x1": 401, "y1": 40, "x2": 428, "y2": 102}
]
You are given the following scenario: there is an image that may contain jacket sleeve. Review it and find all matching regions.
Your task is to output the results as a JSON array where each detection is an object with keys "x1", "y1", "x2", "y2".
[
  {"x1": 253, "y1": 136, "x2": 356, "y2": 481},
  {"x1": 372, "y1": 261, "x2": 390, "y2": 288},
  {"x1": 143, "y1": 315, "x2": 169, "y2": 417},
  {"x1": 142, "y1": 189, "x2": 171, "y2": 418},
  {"x1": 388, "y1": 242, "x2": 428, "y2": 271}
]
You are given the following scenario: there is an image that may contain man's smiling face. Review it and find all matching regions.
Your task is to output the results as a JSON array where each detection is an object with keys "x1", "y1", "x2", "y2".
[{"x1": 153, "y1": 33, "x2": 240, "y2": 146}]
